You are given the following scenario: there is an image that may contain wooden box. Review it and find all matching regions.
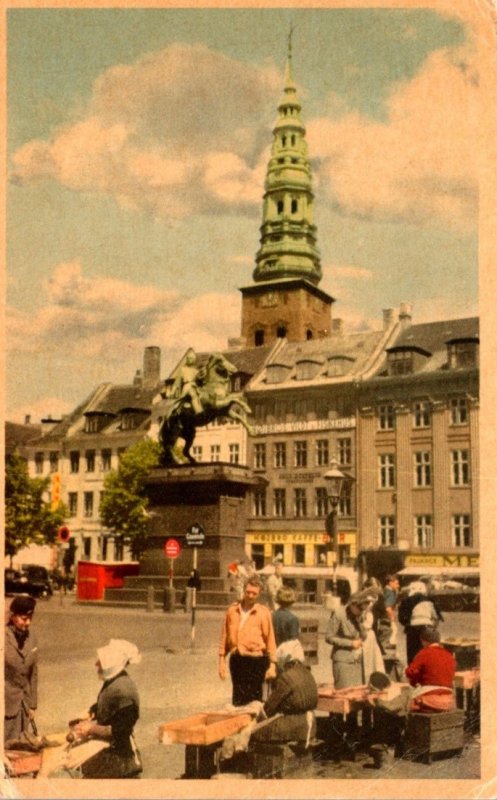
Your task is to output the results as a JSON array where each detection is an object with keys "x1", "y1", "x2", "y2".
[
  {"x1": 404, "y1": 710, "x2": 464, "y2": 764},
  {"x1": 4, "y1": 749, "x2": 43, "y2": 776},
  {"x1": 249, "y1": 740, "x2": 312, "y2": 779},
  {"x1": 159, "y1": 712, "x2": 252, "y2": 746}
]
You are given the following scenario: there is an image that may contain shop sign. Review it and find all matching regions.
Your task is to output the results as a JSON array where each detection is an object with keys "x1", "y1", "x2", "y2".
[
  {"x1": 404, "y1": 553, "x2": 479, "y2": 568},
  {"x1": 253, "y1": 417, "x2": 356, "y2": 436}
]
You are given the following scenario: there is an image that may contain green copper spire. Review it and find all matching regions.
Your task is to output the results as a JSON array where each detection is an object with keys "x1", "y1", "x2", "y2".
[{"x1": 253, "y1": 32, "x2": 322, "y2": 285}]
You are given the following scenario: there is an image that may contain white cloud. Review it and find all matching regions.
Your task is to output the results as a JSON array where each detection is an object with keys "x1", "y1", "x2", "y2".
[
  {"x1": 308, "y1": 45, "x2": 480, "y2": 231},
  {"x1": 10, "y1": 43, "x2": 279, "y2": 219}
]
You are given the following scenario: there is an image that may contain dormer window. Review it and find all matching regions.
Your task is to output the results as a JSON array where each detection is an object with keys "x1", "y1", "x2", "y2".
[
  {"x1": 276, "y1": 325, "x2": 287, "y2": 338},
  {"x1": 386, "y1": 346, "x2": 430, "y2": 376},
  {"x1": 255, "y1": 329, "x2": 265, "y2": 347},
  {"x1": 84, "y1": 412, "x2": 114, "y2": 433},
  {"x1": 447, "y1": 338, "x2": 479, "y2": 369},
  {"x1": 295, "y1": 358, "x2": 323, "y2": 381},
  {"x1": 266, "y1": 363, "x2": 292, "y2": 384},
  {"x1": 120, "y1": 409, "x2": 148, "y2": 431},
  {"x1": 326, "y1": 355, "x2": 355, "y2": 377}
]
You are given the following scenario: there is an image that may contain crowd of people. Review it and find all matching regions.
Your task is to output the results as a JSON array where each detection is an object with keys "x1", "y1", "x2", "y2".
[{"x1": 4, "y1": 566, "x2": 457, "y2": 779}]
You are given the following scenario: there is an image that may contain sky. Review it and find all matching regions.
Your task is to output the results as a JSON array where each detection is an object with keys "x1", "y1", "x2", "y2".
[{"x1": 6, "y1": 6, "x2": 481, "y2": 423}]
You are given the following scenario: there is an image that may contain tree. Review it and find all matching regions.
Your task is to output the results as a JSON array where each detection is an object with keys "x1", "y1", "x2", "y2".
[
  {"x1": 99, "y1": 438, "x2": 161, "y2": 559},
  {"x1": 5, "y1": 450, "x2": 67, "y2": 563}
]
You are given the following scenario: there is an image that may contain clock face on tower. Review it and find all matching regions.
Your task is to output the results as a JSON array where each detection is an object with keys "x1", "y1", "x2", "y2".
[{"x1": 261, "y1": 292, "x2": 278, "y2": 307}]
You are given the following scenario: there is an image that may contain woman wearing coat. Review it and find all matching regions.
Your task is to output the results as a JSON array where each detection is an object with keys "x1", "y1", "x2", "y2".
[
  {"x1": 325, "y1": 590, "x2": 384, "y2": 689},
  {"x1": 398, "y1": 581, "x2": 443, "y2": 664}
]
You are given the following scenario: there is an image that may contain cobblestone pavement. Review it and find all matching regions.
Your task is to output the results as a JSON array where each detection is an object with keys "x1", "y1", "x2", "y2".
[{"x1": 11, "y1": 597, "x2": 481, "y2": 782}]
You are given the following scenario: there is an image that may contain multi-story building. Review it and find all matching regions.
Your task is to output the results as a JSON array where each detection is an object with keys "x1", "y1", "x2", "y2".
[{"x1": 25, "y1": 347, "x2": 162, "y2": 563}]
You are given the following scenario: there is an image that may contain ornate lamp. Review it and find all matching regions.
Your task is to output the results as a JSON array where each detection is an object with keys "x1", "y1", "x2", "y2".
[{"x1": 324, "y1": 459, "x2": 347, "y2": 565}]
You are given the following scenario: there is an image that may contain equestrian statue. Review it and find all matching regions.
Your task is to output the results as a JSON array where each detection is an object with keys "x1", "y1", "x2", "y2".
[{"x1": 157, "y1": 349, "x2": 254, "y2": 466}]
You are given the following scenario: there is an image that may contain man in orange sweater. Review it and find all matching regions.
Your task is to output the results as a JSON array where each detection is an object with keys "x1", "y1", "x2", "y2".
[{"x1": 219, "y1": 576, "x2": 277, "y2": 706}]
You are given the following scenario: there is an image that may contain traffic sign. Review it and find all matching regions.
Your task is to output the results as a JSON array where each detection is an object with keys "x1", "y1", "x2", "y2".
[
  {"x1": 164, "y1": 538, "x2": 181, "y2": 559},
  {"x1": 186, "y1": 523, "x2": 205, "y2": 547},
  {"x1": 58, "y1": 526, "x2": 71, "y2": 543}
]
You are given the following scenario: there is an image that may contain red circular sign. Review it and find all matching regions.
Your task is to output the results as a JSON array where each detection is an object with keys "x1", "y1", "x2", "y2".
[{"x1": 164, "y1": 538, "x2": 181, "y2": 559}]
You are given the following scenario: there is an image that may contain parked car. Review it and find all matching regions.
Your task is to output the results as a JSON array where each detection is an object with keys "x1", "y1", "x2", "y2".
[{"x1": 5, "y1": 565, "x2": 53, "y2": 599}]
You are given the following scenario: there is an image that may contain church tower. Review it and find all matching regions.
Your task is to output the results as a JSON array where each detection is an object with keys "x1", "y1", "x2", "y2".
[{"x1": 240, "y1": 33, "x2": 334, "y2": 347}]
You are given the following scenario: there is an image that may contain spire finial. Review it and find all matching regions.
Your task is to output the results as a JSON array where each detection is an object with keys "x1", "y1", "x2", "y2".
[{"x1": 285, "y1": 23, "x2": 295, "y2": 84}]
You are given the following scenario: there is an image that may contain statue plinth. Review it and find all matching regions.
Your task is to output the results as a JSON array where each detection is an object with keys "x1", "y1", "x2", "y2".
[{"x1": 141, "y1": 463, "x2": 263, "y2": 579}]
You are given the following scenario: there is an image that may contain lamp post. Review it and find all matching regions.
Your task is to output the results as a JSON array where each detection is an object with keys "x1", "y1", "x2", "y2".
[{"x1": 324, "y1": 459, "x2": 347, "y2": 567}]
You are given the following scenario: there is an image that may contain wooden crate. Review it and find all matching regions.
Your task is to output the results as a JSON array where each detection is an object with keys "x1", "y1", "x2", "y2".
[
  {"x1": 300, "y1": 619, "x2": 319, "y2": 665},
  {"x1": 4, "y1": 749, "x2": 43, "y2": 777},
  {"x1": 404, "y1": 710, "x2": 464, "y2": 764},
  {"x1": 159, "y1": 711, "x2": 252, "y2": 746},
  {"x1": 249, "y1": 740, "x2": 313, "y2": 779}
]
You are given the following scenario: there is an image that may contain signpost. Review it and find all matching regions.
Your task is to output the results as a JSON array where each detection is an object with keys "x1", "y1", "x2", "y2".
[
  {"x1": 185, "y1": 524, "x2": 205, "y2": 647},
  {"x1": 164, "y1": 538, "x2": 181, "y2": 613}
]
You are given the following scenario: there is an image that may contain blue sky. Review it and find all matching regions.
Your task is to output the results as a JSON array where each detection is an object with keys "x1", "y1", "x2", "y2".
[{"x1": 6, "y1": 7, "x2": 479, "y2": 422}]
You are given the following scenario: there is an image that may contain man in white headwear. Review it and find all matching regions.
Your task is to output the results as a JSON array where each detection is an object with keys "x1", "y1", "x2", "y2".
[{"x1": 71, "y1": 639, "x2": 142, "y2": 778}]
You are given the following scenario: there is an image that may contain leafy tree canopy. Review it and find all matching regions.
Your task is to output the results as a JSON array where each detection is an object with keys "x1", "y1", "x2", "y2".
[
  {"x1": 99, "y1": 438, "x2": 161, "y2": 559},
  {"x1": 5, "y1": 450, "x2": 67, "y2": 560}
]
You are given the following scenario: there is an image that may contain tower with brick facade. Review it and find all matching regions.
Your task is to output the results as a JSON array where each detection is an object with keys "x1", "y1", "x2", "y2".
[{"x1": 240, "y1": 33, "x2": 334, "y2": 348}]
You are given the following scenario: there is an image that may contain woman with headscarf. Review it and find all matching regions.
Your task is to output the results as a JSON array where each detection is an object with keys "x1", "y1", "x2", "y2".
[
  {"x1": 71, "y1": 639, "x2": 142, "y2": 778},
  {"x1": 398, "y1": 581, "x2": 443, "y2": 664},
  {"x1": 4, "y1": 595, "x2": 38, "y2": 748},
  {"x1": 251, "y1": 639, "x2": 318, "y2": 747}
]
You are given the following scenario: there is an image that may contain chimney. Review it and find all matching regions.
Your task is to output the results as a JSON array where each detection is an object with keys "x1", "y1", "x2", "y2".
[
  {"x1": 133, "y1": 369, "x2": 142, "y2": 387},
  {"x1": 41, "y1": 415, "x2": 61, "y2": 434},
  {"x1": 332, "y1": 318, "x2": 344, "y2": 336},
  {"x1": 24, "y1": 414, "x2": 31, "y2": 425},
  {"x1": 399, "y1": 302, "x2": 412, "y2": 329},
  {"x1": 143, "y1": 346, "x2": 161, "y2": 388},
  {"x1": 383, "y1": 308, "x2": 395, "y2": 329}
]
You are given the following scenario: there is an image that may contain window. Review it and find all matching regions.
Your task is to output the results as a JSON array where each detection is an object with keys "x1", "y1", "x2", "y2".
[
  {"x1": 452, "y1": 514, "x2": 472, "y2": 547},
  {"x1": 448, "y1": 341, "x2": 478, "y2": 369},
  {"x1": 101, "y1": 449, "x2": 112, "y2": 471},
  {"x1": 294, "y1": 441, "x2": 307, "y2": 467},
  {"x1": 450, "y1": 398, "x2": 468, "y2": 425},
  {"x1": 251, "y1": 544, "x2": 265, "y2": 571},
  {"x1": 277, "y1": 199, "x2": 284, "y2": 214},
  {"x1": 84, "y1": 492, "x2": 94, "y2": 518},
  {"x1": 413, "y1": 402, "x2": 431, "y2": 428},
  {"x1": 276, "y1": 325, "x2": 287, "y2": 338},
  {"x1": 294, "y1": 488, "x2": 307, "y2": 518},
  {"x1": 338, "y1": 438, "x2": 352, "y2": 465},
  {"x1": 49, "y1": 451, "x2": 59, "y2": 473},
  {"x1": 254, "y1": 443, "x2": 266, "y2": 469},
  {"x1": 316, "y1": 439, "x2": 329, "y2": 466},
  {"x1": 273, "y1": 544, "x2": 284, "y2": 562},
  {"x1": 70, "y1": 451, "x2": 80, "y2": 474},
  {"x1": 294, "y1": 544, "x2": 305, "y2": 565},
  {"x1": 315, "y1": 487, "x2": 328, "y2": 517},
  {"x1": 117, "y1": 447, "x2": 127, "y2": 461},
  {"x1": 378, "y1": 515, "x2": 396, "y2": 546},
  {"x1": 68, "y1": 492, "x2": 78, "y2": 517},
  {"x1": 378, "y1": 405, "x2": 395, "y2": 431},
  {"x1": 274, "y1": 489, "x2": 286, "y2": 517},
  {"x1": 388, "y1": 350, "x2": 413, "y2": 375},
  {"x1": 274, "y1": 442, "x2": 286, "y2": 468},
  {"x1": 210, "y1": 444, "x2": 221, "y2": 463},
  {"x1": 85, "y1": 450, "x2": 96, "y2": 472},
  {"x1": 415, "y1": 515, "x2": 433, "y2": 548},
  {"x1": 291, "y1": 198, "x2": 298, "y2": 213},
  {"x1": 253, "y1": 489, "x2": 267, "y2": 517},
  {"x1": 255, "y1": 329, "x2": 265, "y2": 346},
  {"x1": 339, "y1": 484, "x2": 352, "y2": 516},
  {"x1": 451, "y1": 450, "x2": 470, "y2": 486},
  {"x1": 121, "y1": 412, "x2": 140, "y2": 430},
  {"x1": 414, "y1": 451, "x2": 431, "y2": 487},
  {"x1": 315, "y1": 545, "x2": 328, "y2": 566},
  {"x1": 34, "y1": 452, "x2": 44, "y2": 474},
  {"x1": 229, "y1": 443, "x2": 240, "y2": 464},
  {"x1": 83, "y1": 537, "x2": 92, "y2": 559},
  {"x1": 379, "y1": 453, "x2": 395, "y2": 488},
  {"x1": 192, "y1": 445, "x2": 203, "y2": 461}
]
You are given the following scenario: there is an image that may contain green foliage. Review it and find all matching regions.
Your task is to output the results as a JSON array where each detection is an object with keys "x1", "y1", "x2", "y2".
[
  {"x1": 99, "y1": 438, "x2": 161, "y2": 559},
  {"x1": 5, "y1": 450, "x2": 67, "y2": 559}
]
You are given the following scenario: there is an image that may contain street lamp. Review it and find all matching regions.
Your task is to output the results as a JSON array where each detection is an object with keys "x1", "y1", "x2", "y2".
[{"x1": 324, "y1": 459, "x2": 347, "y2": 566}]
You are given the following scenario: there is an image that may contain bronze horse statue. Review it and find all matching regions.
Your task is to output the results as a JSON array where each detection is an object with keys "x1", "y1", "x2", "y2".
[{"x1": 158, "y1": 352, "x2": 254, "y2": 466}]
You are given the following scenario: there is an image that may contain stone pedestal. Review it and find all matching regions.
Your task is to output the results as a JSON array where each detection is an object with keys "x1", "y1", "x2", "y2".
[{"x1": 141, "y1": 463, "x2": 261, "y2": 577}]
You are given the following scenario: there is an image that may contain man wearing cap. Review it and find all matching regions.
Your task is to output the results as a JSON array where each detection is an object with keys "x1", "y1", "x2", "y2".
[{"x1": 4, "y1": 595, "x2": 38, "y2": 747}]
